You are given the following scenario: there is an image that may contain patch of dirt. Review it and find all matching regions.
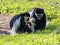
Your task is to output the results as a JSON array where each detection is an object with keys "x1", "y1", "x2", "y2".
[{"x1": 0, "y1": 14, "x2": 13, "y2": 31}]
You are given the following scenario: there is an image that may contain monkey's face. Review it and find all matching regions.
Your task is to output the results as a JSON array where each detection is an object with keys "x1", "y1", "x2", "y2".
[
  {"x1": 35, "y1": 8, "x2": 44, "y2": 20},
  {"x1": 35, "y1": 13, "x2": 43, "y2": 20}
]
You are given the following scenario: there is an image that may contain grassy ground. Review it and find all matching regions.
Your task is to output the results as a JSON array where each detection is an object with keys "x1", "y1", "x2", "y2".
[
  {"x1": 0, "y1": 0, "x2": 60, "y2": 45},
  {"x1": 0, "y1": 30, "x2": 60, "y2": 45}
]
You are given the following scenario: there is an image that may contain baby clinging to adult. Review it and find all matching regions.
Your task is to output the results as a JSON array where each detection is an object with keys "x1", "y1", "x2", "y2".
[{"x1": 27, "y1": 18, "x2": 35, "y2": 32}]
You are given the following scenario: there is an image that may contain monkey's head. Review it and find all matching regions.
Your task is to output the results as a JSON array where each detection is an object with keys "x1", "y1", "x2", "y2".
[
  {"x1": 34, "y1": 8, "x2": 44, "y2": 20},
  {"x1": 29, "y1": 8, "x2": 44, "y2": 20}
]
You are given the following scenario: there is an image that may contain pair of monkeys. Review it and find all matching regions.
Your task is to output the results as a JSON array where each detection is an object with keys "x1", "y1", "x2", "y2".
[{"x1": 7, "y1": 8, "x2": 46, "y2": 35}]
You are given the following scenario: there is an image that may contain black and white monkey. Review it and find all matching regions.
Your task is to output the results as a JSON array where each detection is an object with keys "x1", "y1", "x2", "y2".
[
  {"x1": 7, "y1": 8, "x2": 46, "y2": 35},
  {"x1": 7, "y1": 9, "x2": 35, "y2": 34},
  {"x1": 28, "y1": 8, "x2": 46, "y2": 30}
]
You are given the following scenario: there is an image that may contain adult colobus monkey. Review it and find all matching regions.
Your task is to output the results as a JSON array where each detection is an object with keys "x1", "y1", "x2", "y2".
[
  {"x1": 29, "y1": 8, "x2": 46, "y2": 30},
  {"x1": 7, "y1": 9, "x2": 35, "y2": 35}
]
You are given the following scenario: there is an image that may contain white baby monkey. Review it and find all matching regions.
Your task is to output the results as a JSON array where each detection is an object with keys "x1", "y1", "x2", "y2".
[{"x1": 27, "y1": 18, "x2": 35, "y2": 32}]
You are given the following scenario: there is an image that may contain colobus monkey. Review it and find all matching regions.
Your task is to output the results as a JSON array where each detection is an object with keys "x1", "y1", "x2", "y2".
[
  {"x1": 29, "y1": 8, "x2": 46, "y2": 30},
  {"x1": 7, "y1": 9, "x2": 35, "y2": 35}
]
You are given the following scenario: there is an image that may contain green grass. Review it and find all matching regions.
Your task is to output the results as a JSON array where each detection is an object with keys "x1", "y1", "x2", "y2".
[
  {"x1": 0, "y1": 0, "x2": 60, "y2": 20},
  {"x1": 0, "y1": 31, "x2": 60, "y2": 45}
]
